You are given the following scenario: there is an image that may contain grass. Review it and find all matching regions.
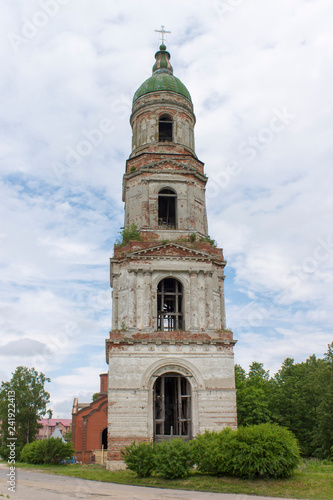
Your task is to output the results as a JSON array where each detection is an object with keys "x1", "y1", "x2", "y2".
[{"x1": 1, "y1": 459, "x2": 332, "y2": 499}]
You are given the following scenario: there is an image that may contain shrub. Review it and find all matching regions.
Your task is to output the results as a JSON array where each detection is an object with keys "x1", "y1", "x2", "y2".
[
  {"x1": 20, "y1": 440, "x2": 40, "y2": 464},
  {"x1": 122, "y1": 424, "x2": 300, "y2": 481},
  {"x1": 191, "y1": 424, "x2": 300, "y2": 479},
  {"x1": 154, "y1": 438, "x2": 192, "y2": 479},
  {"x1": 121, "y1": 441, "x2": 155, "y2": 477},
  {"x1": 190, "y1": 430, "x2": 215, "y2": 473},
  {"x1": 20, "y1": 437, "x2": 75, "y2": 465},
  {"x1": 230, "y1": 423, "x2": 301, "y2": 479},
  {"x1": 190, "y1": 428, "x2": 235, "y2": 475},
  {"x1": 115, "y1": 223, "x2": 141, "y2": 246}
]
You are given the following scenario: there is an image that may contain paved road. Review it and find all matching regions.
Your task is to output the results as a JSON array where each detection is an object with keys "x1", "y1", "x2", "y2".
[{"x1": 0, "y1": 465, "x2": 301, "y2": 500}]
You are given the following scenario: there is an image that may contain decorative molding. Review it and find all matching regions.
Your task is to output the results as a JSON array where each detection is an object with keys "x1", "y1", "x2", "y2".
[
  {"x1": 141, "y1": 357, "x2": 205, "y2": 390},
  {"x1": 125, "y1": 242, "x2": 223, "y2": 262},
  {"x1": 85, "y1": 398, "x2": 108, "y2": 419}
]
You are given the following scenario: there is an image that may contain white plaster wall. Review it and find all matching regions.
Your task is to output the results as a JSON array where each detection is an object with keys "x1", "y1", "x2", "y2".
[
  {"x1": 108, "y1": 388, "x2": 149, "y2": 436},
  {"x1": 111, "y1": 260, "x2": 226, "y2": 332},
  {"x1": 124, "y1": 173, "x2": 208, "y2": 235},
  {"x1": 107, "y1": 346, "x2": 237, "y2": 442},
  {"x1": 130, "y1": 93, "x2": 196, "y2": 154}
]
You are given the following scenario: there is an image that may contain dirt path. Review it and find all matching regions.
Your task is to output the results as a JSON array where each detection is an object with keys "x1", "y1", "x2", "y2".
[{"x1": 0, "y1": 464, "x2": 300, "y2": 500}]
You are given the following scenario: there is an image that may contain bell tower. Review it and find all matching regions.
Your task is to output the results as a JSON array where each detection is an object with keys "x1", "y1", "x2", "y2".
[{"x1": 106, "y1": 36, "x2": 237, "y2": 469}]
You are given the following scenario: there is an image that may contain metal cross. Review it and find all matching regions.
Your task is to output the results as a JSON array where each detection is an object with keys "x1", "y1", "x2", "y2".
[{"x1": 154, "y1": 25, "x2": 171, "y2": 45}]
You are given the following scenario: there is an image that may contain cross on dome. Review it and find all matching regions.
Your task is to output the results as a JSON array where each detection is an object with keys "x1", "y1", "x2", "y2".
[{"x1": 154, "y1": 25, "x2": 171, "y2": 46}]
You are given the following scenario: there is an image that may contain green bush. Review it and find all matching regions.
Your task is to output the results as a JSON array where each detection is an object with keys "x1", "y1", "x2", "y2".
[
  {"x1": 230, "y1": 424, "x2": 300, "y2": 479},
  {"x1": 122, "y1": 424, "x2": 300, "y2": 480},
  {"x1": 20, "y1": 437, "x2": 75, "y2": 465},
  {"x1": 115, "y1": 223, "x2": 141, "y2": 246},
  {"x1": 154, "y1": 439, "x2": 192, "y2": 479},
  {"x1": 190, "y1": 428, "x2": 235, "y2": 475},
  {"x1": 191, "y1": 424, "x2": 300, "y2": 479},
  {"x1": 20, "y1": 440, "x2": 40, "y2": 464},
  {"x1": 121, "y1": 441, "x2": 155, "y2": 477}
]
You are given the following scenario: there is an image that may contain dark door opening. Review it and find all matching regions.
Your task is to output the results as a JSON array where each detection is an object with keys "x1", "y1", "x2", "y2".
[
  {"x1": 101, "y1": 428, "x2": 108, "y2": 449},
  {"x1": 154, "y1": 373, "x2": 191, "y2": 441}
]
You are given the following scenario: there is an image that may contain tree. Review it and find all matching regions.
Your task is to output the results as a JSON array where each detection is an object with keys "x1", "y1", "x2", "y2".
[
  {"x1": 0, "y1": 366, "x2": 50, "y2": 459},
  {"x1": 92, "y1": 392, "x2": 100, "y2": 402},
  {"x1": 269, "y1": 346, "x2": 333, "y2": 458},
  {"x1": 235, "y1": 362, "x2": 272, "y2": 426},
  {"x1": 312, "y1": 343, "x2": 333, "y2": 458},
  {"x1": 235, "y1": 344, "x2": 333, "y2": 459}
]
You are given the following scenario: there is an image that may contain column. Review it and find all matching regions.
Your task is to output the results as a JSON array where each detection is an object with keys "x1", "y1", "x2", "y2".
[
  {"x1": 149, "y1": 184, "x2": 157, "y2": 229},
  {"x1": 128, "y1": 270, "x2": 137, "y2": 330},
  {"x1": 187, "y1": 181, "x2": 195, "y2": 230},
  {"x1": 111, "y1": 274, "x2": 120, "y2": 330},
  {"x1": 198, "y1": 271, "x2": 205, "y2": 330},
  {"x1": 143, "y1": 270, "x2": 152, "y2": 330},
  {"x1": 204, "y1": 271, "x2": 214, "y2": 330},
  {"x1": 136, "y1": 269, "x2": 144, "y2": 330},
  {"x1": 218, "y1": 275, "x2": 226, "y2": 329},
  {"x1": 141, "y1": 181, "x2": 149, "y2": 228},
  {"x1": 140, "y1": 117, "x2": 147, "y2": 147},
  {"x1": 190, "y1": 271, "x2": 199, "y2": 330}
]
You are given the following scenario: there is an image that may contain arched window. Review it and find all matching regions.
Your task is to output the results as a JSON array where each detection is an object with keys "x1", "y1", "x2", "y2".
[
  {"x1": 159, "y1": 114, "x2": 173, "y2": 142},
  {"x1": 158, "y1": 188, "x2": 177, "y2": 229},
  {"x1": 157, "y1": 278, "x2": 183, "y2": 331},
  {"x1": 154, "y1": 373, "x2": 191, "y2": 440}
]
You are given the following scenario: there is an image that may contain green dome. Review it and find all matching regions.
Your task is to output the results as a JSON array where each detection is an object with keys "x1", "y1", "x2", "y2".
[
  {"x1": 133, "y1": 71, "x2": 192, "y2": 103},
  {"x1": 133, "y1": 44, "x2": 192, "y2": 103}
]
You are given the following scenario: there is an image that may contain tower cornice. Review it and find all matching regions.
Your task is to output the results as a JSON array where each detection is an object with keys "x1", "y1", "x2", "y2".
[
  {"x1": 111, "y1": 241, "x2": 225, "y2": 265},
  {"x1": 131, "y1": 94, "x2": 195, "y2": 123},
  {"x1": 125, "y1": 156, "x2": 206, "y2": 180}
]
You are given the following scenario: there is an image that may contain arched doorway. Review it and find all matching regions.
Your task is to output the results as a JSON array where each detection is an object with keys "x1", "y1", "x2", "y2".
[
  {"x1": 101, "y1": 427, "x2": 108, "y2": 449},
  {"x1": 153, "y1": 372, "x2": 191, "y2": 441}
]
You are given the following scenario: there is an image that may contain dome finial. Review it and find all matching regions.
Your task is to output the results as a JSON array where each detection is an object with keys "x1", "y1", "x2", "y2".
[
  {"x1": 154, "y1": 25, "x2": 171, "y2": 48},
  {"x1": 152, "y1": 26, "x2": 173, "y2": 75}
]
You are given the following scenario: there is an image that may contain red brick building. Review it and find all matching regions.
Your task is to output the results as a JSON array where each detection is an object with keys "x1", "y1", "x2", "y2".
[{"x1": 72, "y1": 373, "x2": 108, "y2": 463}]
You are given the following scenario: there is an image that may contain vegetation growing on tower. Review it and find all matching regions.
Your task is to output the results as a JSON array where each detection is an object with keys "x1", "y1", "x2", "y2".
[{"x1": 115, "y1": 223, "x2": 141, "y2": 246}]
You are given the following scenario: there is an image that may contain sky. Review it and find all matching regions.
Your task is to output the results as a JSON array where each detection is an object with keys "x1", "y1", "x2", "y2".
[{"x1": 0, "y1": 0, "x2": 332, "y2": 418}]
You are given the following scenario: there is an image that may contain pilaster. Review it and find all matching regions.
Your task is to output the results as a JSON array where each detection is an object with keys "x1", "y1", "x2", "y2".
[
  {"x1": 190, "y1": 271, "x2": 199, "y2": 330},
  {"x1": 128, "y1": 270, "x2": 137, "y2": 329}
]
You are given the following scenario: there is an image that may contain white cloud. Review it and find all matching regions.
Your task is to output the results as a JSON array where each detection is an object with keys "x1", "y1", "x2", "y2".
[{"x1": 0, "y1": 0, "x2": 332, "y2": 416}]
